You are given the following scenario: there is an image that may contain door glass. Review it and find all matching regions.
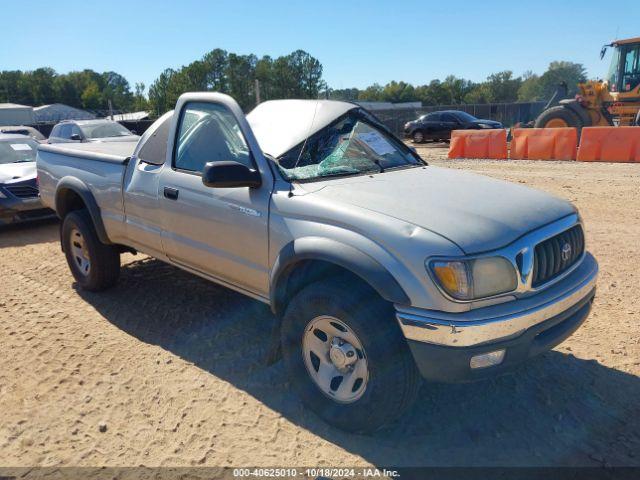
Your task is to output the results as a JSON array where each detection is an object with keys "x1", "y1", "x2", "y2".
[
  {"x1": 607, "y1": 46, "x2": 622, "y2": 90},
  {"x1": 58, "y1": 124, "x2": 71, "y2": 139},
  {"x1": 174, "y1": 102, "x2": 252, "y2": 173},
  {"x1": 622, "y1": 45, "x2": 640, "y2": 92},
  {"x1": 70, "y1": 124, "x2": 82, "y2": 139}
]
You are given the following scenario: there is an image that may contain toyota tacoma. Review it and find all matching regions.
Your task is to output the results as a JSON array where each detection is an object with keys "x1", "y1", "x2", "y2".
[{"x1": 36, "y1": 93, "x2": 598, "y2": 433}]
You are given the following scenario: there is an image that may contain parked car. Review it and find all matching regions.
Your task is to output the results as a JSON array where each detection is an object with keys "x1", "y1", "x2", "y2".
[
  {"x1": 0, "y1": 126, "x2": 46, "y2": 142},
  {"x1": 404, "y1": 110, "x2": 503, "y2": 143},
  {"x1": 0, "y1": 134, "x2": 54, "y2": 225},
  {"x1": 48, "y1": 119, "x2": 140, "y2": 144},
  {"x1": 37, "y1": 93, "x2": 597, "y2": 433}
]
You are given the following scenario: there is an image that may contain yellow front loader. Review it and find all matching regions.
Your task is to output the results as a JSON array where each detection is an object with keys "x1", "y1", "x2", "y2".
[{"x1": 535, "y1": 37, "x2": 640, "y2": 129}]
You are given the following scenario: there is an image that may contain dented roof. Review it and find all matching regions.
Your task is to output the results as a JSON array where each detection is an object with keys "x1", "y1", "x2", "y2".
[{"x1": 246, "y1": 99, "x2": 357, "y2": 158}]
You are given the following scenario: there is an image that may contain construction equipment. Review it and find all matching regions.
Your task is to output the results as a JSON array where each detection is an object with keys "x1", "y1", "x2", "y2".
[{"x1": 535, "y1": 37, "x2": 640, "y2": 129}]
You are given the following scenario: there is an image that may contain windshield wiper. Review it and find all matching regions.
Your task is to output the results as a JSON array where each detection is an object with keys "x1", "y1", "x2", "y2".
[{"x1": 371, "y1": 158, "x2": 385, "y2": 173}]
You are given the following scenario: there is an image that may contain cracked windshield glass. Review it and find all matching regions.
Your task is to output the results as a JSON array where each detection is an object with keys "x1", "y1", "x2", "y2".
[{"x1": 278, "y1": 111, "x2": 421, "y2": 181}]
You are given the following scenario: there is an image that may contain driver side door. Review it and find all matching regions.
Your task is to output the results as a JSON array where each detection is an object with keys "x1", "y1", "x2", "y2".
[{"x1": 158, "y1": 95, "x2": 273, "y2": 299}]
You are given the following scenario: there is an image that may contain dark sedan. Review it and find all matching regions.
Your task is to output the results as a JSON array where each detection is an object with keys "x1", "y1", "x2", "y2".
[{"x1": 404, "y1": 110, "x2": 503, "y2": 143}]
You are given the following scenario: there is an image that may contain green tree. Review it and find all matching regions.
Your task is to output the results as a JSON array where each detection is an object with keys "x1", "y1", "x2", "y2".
[
  {"x1": 357, "y1": 83, "x2": 383, "y2": 101},
  {"x1": 381, "y1": 81, "x2": 417, "y2": 103},
  {"x1": 148, "y1": 68, "x2": 177, "y2": 114},
  {"x1": 133, "y1": 82, "x2": 149, "y2": 111},
  {"x1": 442, "y1": 75, "x2": 474, "y2": 104},
  {"x1": 415, "y1": 80, "x2": 450, "y2": 105},
  {"x1": 81, "y1": 82, "x2": 102, "y2": 109},
  {"x1": 227, "y1": 54, "x2": 257, "y2": 110},
  {"x1": 101, "y1": 71, "x2": 134, "y2": 110},
  {"x1": 537, "y1": 61, "x2": 588, "y2": 100},
  {"x1": 517, "y1": 71, "x2": 542, "y2": 101},
  {"x1": 329, "y1": 88, "x2": 360, "y2": 101}
]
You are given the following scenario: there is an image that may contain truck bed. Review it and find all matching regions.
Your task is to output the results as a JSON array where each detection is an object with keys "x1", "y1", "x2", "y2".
[
  {"x1": 36, "y1": 141, "x2": 140, "y2": 245},
  {"x1": 38, "y1": 141, "x2": 138, "y2": 164}
]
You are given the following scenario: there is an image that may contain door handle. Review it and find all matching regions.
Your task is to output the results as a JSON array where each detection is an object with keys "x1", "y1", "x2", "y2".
[{"x1": 164, "y1": 187, "x2": 179, "y2": 200}]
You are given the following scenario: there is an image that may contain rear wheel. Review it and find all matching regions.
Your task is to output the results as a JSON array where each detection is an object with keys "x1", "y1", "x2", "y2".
[
  {"x1": 281, "y1": 278, "x2": 421, "y2": 433},
  {"x1": 412, "y1": 130, "x2": 425, "y2": 143},
  {"x1": 534, "y1": 106, "x2": 582, "y2": 129},
  {"x1": 61, "y1": 210, "x2": 120, "y2": 291}
]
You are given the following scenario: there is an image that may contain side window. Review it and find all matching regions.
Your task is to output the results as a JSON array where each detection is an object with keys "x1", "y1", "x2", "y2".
[
  {"x1": 70, "y1": 124, "x2": 82, "y2": 139},
  {"x1": 57, "y1": 124, "x2": 71, "y2": 139},
  {"x1": 622, "y1": 45, "x2": 640, "y2": 92},
  {"x1": 427, "y1": 113, "x2": 441, "y2": 121},
  {"x1": 174, "y1": 102, "x2": 252, "y2": 174},
  {"x1": 138, "y1": 113, "x2": 173, "y2": 165},
  {"x1": 443, "y1": 113, "x2": 458, "y2": 123}
]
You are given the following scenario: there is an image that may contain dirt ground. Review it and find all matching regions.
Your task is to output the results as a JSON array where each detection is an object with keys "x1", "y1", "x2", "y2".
[{"x1": 1, "y1": 145, "x2": 639, "y2": 468}]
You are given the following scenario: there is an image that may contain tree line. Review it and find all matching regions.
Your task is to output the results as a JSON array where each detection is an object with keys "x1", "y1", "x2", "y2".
[
  {"x1": 330, "y1": 61, "x2": 587, "y2": 105},
  {"x1": 0, "y1": 51, "x2": 587, "y2": 117},
  {"x1": 147, "y1": 48, "x2": 325, "y2": 114},
  {"x1": 0, "y1": 68, "x2": 147, "y2": 112}
]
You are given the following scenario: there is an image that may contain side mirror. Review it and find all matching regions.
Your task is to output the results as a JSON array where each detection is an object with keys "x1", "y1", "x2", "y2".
[
  {"x1": 70, "y1": 133, "x2": 81, "y2": 141},
  {"x1": 202, "y1": 161, "x2": 262, "y2": 189}
]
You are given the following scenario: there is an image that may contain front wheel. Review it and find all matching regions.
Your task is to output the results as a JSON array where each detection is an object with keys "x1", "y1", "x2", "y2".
[
  {"x1": 534, "y1": 106, "x2": 582, "y2": 129},
  {"x1": 61, "y1": 210, "x2": 121, "y2": 291},
  {"x1": 412, "y1": 130, "x2": 425, "y2": 143},
  {"x1": 281, "y1": 278, "x2": 421, "y2": 433}
]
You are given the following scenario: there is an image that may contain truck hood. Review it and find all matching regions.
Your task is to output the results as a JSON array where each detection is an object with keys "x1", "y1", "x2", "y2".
[
  {"x1": 0, "y1": 162, "x2": 36, "y2": 184},
  {"x1": 305, "y1": 166, "x2": 575, "y2": 253}
]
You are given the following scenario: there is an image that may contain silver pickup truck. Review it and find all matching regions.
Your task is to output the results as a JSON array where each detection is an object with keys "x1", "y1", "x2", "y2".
[{"x1": 37, "y1": 92, "x2": 598, "y2": 433}]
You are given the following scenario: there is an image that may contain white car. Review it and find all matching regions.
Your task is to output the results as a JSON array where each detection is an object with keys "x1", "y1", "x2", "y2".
[{"x1": 0, "y1": 134, "x2": 54, "y2": 225}]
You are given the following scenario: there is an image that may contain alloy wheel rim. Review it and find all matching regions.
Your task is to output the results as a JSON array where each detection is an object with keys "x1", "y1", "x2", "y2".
[
  {"x1": 413, "y1": 132, "x2": 424, "y2": 142},
  {"x1": 70, "y1": 228, "x2": 91, "y2": 276},
  {"x1": 302, "y1": 316, "x2": 368, "y2": 404}
]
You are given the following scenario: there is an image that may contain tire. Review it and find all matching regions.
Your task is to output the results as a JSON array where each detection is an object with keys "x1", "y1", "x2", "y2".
[
  {"x1": 412, "y1": 130, "x2": 425, "y2": 143},
  {"x1": 534, "y1": 106, "x2": 582, "y2": 129},
  {"x1": 61, "y1": 210, "x2": 120, "y2": 291},
  {"x1": 281, "y1": 277, "x2": 421, "y2": 433}
]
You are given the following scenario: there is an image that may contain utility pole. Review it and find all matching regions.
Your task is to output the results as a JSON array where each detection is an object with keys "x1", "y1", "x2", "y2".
[{"x1": 108, "y1": 99, "x2": 114, "y2": 120}]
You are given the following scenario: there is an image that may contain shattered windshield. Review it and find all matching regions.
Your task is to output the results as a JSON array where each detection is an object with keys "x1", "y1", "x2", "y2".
[{"x1": 277, "y1": 111, "x2": 421, "y2": 181}]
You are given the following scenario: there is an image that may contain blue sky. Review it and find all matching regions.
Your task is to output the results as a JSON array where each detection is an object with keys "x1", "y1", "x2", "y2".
[{"x1": 3, "y1": 0, "x2": 638, "y2": 91}]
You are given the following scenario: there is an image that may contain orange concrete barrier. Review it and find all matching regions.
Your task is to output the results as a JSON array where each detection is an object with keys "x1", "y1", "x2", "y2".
[
  {"x1": 510, "y1": 128, "x2": 578, "y2": 160},
  {"x1": 448, "y1": 129, "x2": 507, "y2": 159},
  {"x1": 577, "y1": 127, "x2": 640, "y2": 163}
]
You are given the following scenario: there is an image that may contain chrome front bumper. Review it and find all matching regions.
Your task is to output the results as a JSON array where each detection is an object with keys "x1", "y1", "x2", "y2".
[{"x1": 396, "y1": 252, "x2": 598, "y2": 347}]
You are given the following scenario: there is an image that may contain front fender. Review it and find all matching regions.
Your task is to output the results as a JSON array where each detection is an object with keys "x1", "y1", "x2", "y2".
[
  {"x1": 559, "y1": 99, "x2": 594, "y2": 127},
  {"x1": 270, "y1": 237, "x2": 410, "y2": 315}
]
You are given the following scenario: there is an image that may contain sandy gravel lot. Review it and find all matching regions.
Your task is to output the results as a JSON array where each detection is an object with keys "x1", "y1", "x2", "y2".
[{"x1": 1, "y1": 146, "x2": 639, "y2": 468}]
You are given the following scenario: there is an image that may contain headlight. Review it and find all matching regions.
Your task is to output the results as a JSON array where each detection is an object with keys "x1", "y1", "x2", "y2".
[{"x1": 429, "y1": 257, "x2": 517, "y2": 300}]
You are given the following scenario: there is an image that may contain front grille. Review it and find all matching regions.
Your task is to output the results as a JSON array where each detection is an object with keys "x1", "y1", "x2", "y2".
[
  {"x1": 5, "y1": 185, "x2": 39, "y2": 198},
  {"x1": 532, "y1": 225, "x2": 584, "y2": 287}
]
